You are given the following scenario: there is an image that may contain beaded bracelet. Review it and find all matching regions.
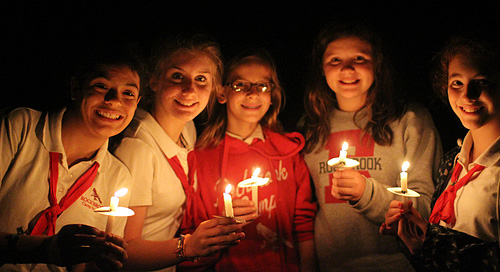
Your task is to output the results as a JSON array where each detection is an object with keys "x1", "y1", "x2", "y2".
[
  {"x1": 174, "y1": 234, "x2": 186, "y2": 259},
  {"x1": 174, "y1": 234, "x2": 199, "y2": 262}
]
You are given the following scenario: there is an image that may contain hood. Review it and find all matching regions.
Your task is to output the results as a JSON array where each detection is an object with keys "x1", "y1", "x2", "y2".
[{"x1": 224, "y1": 128, "x2": 305, "y2": 160}]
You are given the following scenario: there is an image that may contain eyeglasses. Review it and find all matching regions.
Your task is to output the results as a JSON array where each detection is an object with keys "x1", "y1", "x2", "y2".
[{"x1": 226, "y1": 80, "x2": 275, "y2": 93}]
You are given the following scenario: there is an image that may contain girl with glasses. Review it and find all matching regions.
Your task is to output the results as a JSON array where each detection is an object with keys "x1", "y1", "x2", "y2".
[
  {"x1": 301, "y1": 20, "x2": 442, "y2": 271},
  {"x1": 182, "y1": 48, "x2": 318, "y2": 271}
]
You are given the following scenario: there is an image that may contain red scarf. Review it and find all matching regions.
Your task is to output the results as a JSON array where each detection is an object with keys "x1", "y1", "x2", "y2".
[
  {"x1": 31, "y1": 152, "x2": 99, "y2": 235},
  {"x1": 429, "y1": 163, "x2": 485, "y2": 226},
  {"x1": 167, "y1": 153, "x2": 203, "y2": 228}
]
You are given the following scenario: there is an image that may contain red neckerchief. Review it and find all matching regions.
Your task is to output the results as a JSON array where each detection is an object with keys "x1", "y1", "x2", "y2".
[
  {"x1": 429, "y1": 163, "x2": 485, "y2": 226},
  {"x1": 166, "y1": 153, "x2": 198, "y2": 227},
  {"x1": 166, "y1": 155, "x2": 190, "y2": 191},
  {"x1": 31, "y1": 152, "x2": 99, "y2": 235}
]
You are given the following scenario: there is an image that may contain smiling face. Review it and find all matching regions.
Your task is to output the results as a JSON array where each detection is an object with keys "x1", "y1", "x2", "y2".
[
  {"x1": 151, "y1": 51, "x2": 214, "y2": 127},
  {"x1": 447, "y1": 54, "x2": 500, "y2": 133},
  {"x1": 322, "y1": 36, "x2": 374, "y2": 111},
  {"x1": 76, "y1": 65, "x2": 140, "y2": 140},
  {"x1": 221, "y1": 61, "x2": 272, "y2": 136}
]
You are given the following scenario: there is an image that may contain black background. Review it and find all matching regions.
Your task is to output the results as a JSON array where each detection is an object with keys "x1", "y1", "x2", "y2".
[{"x1": 2, "y1": 1, "x2": 496, "y2": 152}]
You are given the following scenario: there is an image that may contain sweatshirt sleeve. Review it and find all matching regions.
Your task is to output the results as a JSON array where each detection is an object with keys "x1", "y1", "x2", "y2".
[
  {"x1": 293, "y1": 153, "x2": 318, "y2": 242},
  {"x1": 353, "y1": 104, "x2": 442, "y2": 224}
]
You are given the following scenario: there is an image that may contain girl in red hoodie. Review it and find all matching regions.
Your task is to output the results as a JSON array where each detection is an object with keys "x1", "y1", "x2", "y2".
[{"x1": 186, "y1": 48, "x2": 318, "y2": 271}]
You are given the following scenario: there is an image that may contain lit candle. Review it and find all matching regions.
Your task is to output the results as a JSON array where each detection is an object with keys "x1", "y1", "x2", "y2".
[
  {"x1": 110, "y1": 196, "x2": 119, "y2": 212},
  {"x1": 400, "y1": 161, "x2": 409, "y2": 194},
  {"x1": 339, "y1": 142, "x2": 348, "y2": 163},
  {"x1": 106, "y1": 188, "x2": 128, "y2": 233},
  {"x1": 223, "y1": 184, "x2": 234, "y2": 217},
  {"x1": 251, "y1": 168, "x2": 260, "y2": 211}
]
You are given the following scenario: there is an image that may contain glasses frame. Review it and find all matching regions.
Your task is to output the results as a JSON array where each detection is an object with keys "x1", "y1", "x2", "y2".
[{"x1": 225, "y1": 80, "x2": 275, "y2": 93}]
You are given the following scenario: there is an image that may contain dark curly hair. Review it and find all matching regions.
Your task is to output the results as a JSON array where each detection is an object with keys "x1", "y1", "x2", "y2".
[{"x1": 431, "y1": 32, "x2": 500, "y2": 103}]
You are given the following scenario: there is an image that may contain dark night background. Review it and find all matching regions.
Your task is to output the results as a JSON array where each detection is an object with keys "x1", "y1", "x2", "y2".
[{"x1": 1, "y1": 1, "x2": 497, "y2": 153}]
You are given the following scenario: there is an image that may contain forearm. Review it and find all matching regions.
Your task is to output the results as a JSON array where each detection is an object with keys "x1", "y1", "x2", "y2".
[
  {"x1": 0, "y1": 232, "x2": 49, "y2": 264},
  {"x1": 124, "y1": 237, "x2": 191, "y2": 270},
  {"x1": 298, "y1": 239, "x2": 318, "y2": 272}
]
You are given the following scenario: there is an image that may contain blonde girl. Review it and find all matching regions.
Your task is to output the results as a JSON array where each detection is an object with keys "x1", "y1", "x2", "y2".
[{"x1": 113, "y1": 34, "x2": 244, "y2": 271}]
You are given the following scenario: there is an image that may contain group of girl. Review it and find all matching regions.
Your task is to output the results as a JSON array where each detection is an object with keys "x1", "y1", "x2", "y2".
[{"x1": 1, "y1": 18, "x2": 499, "y2": 272}]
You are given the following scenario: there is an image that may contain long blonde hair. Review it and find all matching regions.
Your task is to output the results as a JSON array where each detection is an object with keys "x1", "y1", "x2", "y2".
[{"x1": 196, "y1": 47, "x2": 284, "y2": 150}]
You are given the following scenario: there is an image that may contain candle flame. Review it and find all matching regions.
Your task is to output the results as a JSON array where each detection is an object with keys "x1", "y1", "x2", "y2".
[
  {"x1": 402, "y1": 161, "x2": 410, "y2": 172},
  {"x1": 252, "y1": 168, "x2": 261, "y2": 177},
  {"x1": 114, "y1": 188, "x2": 128, "y2": 197},
  {"x1": 225, "y1": 184, "x2": 232, "y2": 194},
  {"x1": 342, "y1": 142, "x2": 348, "y2": 151}
]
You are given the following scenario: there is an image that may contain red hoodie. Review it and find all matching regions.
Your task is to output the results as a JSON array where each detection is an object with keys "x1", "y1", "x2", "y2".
[{"x1": 180, "y1": 128, "x2": 317, "y2": 272}]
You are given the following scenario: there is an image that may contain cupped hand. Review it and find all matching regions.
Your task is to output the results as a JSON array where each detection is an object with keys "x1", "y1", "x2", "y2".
[
  {"x1": 232, "y1": 198, "x2": 258, "y2": 226},
  {"x1": 379, "y1": 200, "x2": 404, "y2": 235},
  {"x1": 397, "y1": 202, "x2": 428, "y2": 254},
  {"x1": 46, "y1": 224, "x2": 128, "y2": 270},
  {"x1": 183, "y1": 217, "x2": 245, "y2": 258},
  {"x1": 330, "y1": 169, "x2": 366, "y2": 202}
]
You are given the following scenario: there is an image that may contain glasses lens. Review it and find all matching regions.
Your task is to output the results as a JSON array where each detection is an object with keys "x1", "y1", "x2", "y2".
[
  {"x1": 231, "y1": 81, "x2": 251, "y2": 92},
  {"x1": 230, "y1": 81, "x2": 274, "y2": 92},
  {"x1": 256, "y1": 82, "x2": 273, "y2": 93}
]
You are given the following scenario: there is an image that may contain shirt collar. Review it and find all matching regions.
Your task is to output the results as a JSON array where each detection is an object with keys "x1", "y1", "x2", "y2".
[
  {"x1": 42, "y1": 107, "x2": 108, "y2": 170},
  {"x1": 226, "y1": 124, "x2": 265, "y2": 145},
  {"x1": 135, "y1": 108, "x2": 192, "y2": 159},
  {"x1": 42, "y1": 108, "x2": 66, "y2": 154},
  {"x1": 458, "y1": 132, "x2": 500, "y2": 168}
]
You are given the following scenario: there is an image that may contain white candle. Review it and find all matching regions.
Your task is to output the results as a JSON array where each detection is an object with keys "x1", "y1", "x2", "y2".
[
  {"x1": 106, "y1": 188, "x2": 128, "y2": 233},
  {"x1": 251, "y1": 168, "x2": 260, "y2": 211},
  {"x1": 105, "y1": 216, "x2": 114, "y2": 233},
  {"x1": 110, "y1": 196, "x2": 119, "y2": 212},
  {"x1": 400, "y1": 161, "x2": 409, "y2": 193},
  {"x1": 339, "y1": 142, "x2": 348, "y2": 162},
  {"x1": 223, "y1": 184, "x2": 234, "y2": 217}
]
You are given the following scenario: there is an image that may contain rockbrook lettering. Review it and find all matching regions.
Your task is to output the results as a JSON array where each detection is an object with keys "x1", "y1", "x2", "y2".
[{"x1": 319, "y1": 157, "x2": 382, "y2": 173}]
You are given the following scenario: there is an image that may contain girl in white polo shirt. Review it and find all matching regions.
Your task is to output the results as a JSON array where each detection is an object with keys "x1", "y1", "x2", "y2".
[
  {"x1": 113, "y1": 33, "x2": 245, "y2": 272},
  {"x1": 0, "y1": 42, "x2": 145, "y2": 271},
  {"x1": 382, "y1": 31, "x2": 500, "y2": 270}
]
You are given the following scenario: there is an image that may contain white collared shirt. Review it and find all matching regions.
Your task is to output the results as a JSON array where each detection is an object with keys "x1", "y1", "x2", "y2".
[
  {"x1": 0, "y1": 107, "x2": 133, "y2": 272},
  {"x1": 443, "y1": 132, "x2": 500, "y2": 242},
  {"x1": 113, "y1": 108, "x2": 196, "y2": 250}
]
